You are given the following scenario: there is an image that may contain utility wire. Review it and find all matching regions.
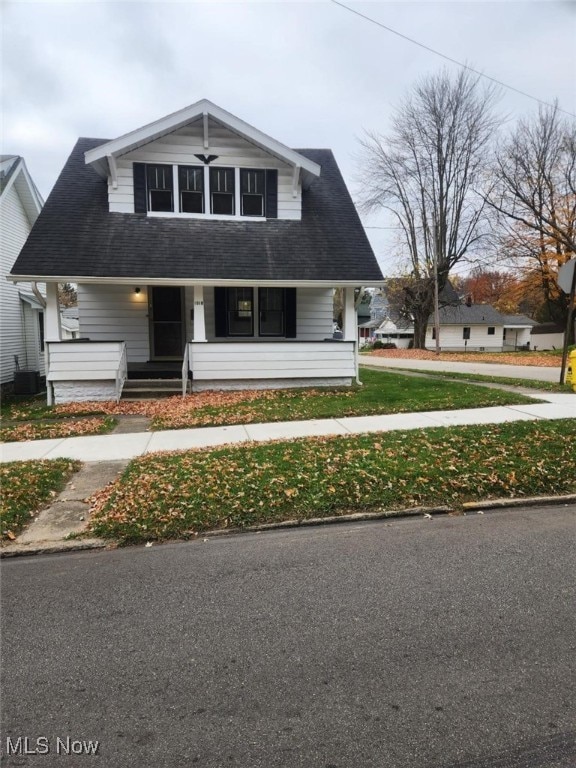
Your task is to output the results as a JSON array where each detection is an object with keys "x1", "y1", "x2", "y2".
[{"x1": 330, "y1": 0, "x2": 576, "y2": 119}]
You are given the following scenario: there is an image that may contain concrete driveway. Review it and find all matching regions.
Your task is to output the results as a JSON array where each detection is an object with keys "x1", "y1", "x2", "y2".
[{"x1": 360, "y1": 355, "x2": 563, "y2": 383}]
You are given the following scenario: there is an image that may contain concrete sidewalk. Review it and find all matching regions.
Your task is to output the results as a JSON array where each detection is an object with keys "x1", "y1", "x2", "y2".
[
  {"x1": 2, "y1": 391, "x2": 575, "y2": 556},
  {"x1": 360, "y1": 356, "x2": 562, "y2": 383},
  {"x1": 2, "y1": 391, "x2": 575, "y2": 464}
]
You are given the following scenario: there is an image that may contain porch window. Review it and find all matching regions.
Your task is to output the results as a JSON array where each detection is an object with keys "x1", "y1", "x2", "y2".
[
  {"x1": 179, "y1": 166, "x2": 204, "y2": 213},
  {"x1": 227, "y1": 287, "x2": 253, "y2": 336},
  {"x1": 214, "y1": 287, "x2": 297, "y2": 338},
  {"x1": 258, "y1": 288, "x2": 285, "y2": 336},
  {"x1": 241, "y1": 170, "x2": 265, "y2": 217},
  {"x1": 146, "y1": 164, "x2": 173, "y2": 212},
  {"x1": 210, "y1": 168, "x2": 235, "y2": 215}
]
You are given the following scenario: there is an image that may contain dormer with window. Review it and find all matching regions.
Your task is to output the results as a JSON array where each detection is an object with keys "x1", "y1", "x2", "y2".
[{"x1": 84, "y1": 99, "x2": 321, "y2": 221}]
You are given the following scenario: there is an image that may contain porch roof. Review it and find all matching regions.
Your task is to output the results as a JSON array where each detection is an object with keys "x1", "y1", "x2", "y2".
[{"x1": 10, "y1": 139, "x2": 384, "y2": 286}]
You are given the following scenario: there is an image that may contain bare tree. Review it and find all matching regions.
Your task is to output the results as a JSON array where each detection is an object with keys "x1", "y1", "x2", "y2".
[
  {"x1": 359, "y1": 69, "x2": 500, "y2": 347},
  {"x1": 488, "y1": 105, "x2": 576, "y2": 344},
  {"x1": 490, "y1": 104, "x2": 576, "y2": 255}
]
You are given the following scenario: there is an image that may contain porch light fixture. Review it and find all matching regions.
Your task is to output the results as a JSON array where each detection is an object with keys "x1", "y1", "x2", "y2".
[{"x1": 134, "y1": 287, "x2": 141, "y2": 294}]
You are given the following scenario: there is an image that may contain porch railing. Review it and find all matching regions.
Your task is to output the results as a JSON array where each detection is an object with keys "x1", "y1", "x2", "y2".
[
  {"x1": 186, "y1": 340, "x2": 356, "y2": 383},
  {"x1": 46, "y1": 340, "x2": 128, "y2": 404}
]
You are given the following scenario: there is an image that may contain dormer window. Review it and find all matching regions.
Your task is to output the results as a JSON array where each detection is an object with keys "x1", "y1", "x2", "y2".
[
  {"x1": 146, "y1": 164, "x2": 173, "y2": 212},
  {"x1": 241, "y1": 169, "x2": 265, "y2": 216},
  {"x1": 179, "y1": 166, "x2": 204, "y2": 213},
  {"x1": 133, "y1": 162, "x2": 278, "y2": 218},
  {"x1": 210, "y1": 168, "x2": 235, "y2": 215}
]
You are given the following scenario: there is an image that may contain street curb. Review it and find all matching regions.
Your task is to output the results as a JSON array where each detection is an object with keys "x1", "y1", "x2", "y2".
[
  {"x1": 2, "y1": 494, "x2": 574, "y2": 558},
  {"x1": 204, "y1": 494, "x2": 576, "y2": 536},
  {"x1": 0, "y1": 538, "x2": 109, "y2": 559}
]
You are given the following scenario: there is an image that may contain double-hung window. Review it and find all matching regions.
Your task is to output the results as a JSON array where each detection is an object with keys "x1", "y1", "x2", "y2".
[
  {"x1": 259, "y1": 287, "x2": 285, "y2": 336},
  {"x1": 463, "y1": 327, "x2": 471, "y2": 340},
  {"x1": 215, "y1": 287, "x2": 296, "y2": 338},
  {"x1": 227, "y1": 287, "x2": 254, "y2": 336},
  {"x1": 210, "y1": 168, "x2": 235, "y2": 215},
  {"x1": 241, "y1": 169, "x2": 265, "y2": 217},
  {"x1": 135, "y1": 163, "x2": 277, "y2": 218},
  {"x1": 179, "y1": 166, "x2": 204, "y2": 213},
  {"x1": 146, "y1": 164, "x2": 173, "y2": 212}
]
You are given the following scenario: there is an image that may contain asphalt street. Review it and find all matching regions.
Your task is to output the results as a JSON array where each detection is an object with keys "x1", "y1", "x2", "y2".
[{"x1": 2, "y1": 505, "x2": 575, "y2": 768}]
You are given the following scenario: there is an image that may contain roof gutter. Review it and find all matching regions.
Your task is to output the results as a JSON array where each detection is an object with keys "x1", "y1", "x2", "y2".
[{"x1": 8, "y1": 275, "x2": 386, "y2": 288}]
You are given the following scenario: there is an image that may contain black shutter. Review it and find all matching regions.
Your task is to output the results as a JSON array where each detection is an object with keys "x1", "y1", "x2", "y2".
[
  {"x1": 265, "y1": 169, "x2": 278, "y2": 219},
  {"x1": 133, "y1": 163, "x2": 147, "y2": 213},
  {"x1": 214, "y1": 287, "x2": 227, "y2": 337},
  {"x1": 285, "y1": 288, "x2": 296, "y2": 338}
]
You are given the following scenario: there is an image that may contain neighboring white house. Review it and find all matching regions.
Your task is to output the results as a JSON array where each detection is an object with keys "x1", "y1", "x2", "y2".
[
  {"x1": 9, "y1": 100, "x2": 384, "y2": 403},
  {"x1": 424, "y1": 304, "x2": 535, "y2": 352},
  {"x1": 0, "y1": 155, "x2": 45, "y2": 386}
]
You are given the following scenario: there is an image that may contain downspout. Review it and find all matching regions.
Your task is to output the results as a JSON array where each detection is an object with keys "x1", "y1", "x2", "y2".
[{"x1": 31, "y1": 282, "x2": 47, "y2": 308}]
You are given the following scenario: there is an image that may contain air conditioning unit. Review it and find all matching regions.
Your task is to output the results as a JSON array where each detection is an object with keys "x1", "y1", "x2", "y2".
[{"x1": 13, "y1": 370, "x2": 41, "y2": 395}]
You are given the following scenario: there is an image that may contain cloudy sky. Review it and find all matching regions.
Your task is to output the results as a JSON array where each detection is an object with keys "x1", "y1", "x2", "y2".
[{"x1": 2, "y1": 0, "x2": 575, "y2": 273}]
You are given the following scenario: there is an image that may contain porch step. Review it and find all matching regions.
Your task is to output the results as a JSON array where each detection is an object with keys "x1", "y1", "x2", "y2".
[{"x1": 121, "y1": 378, "x2": 182, "y2": 400}]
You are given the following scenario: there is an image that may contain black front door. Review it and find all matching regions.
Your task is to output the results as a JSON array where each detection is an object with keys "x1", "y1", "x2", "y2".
[{"x1": 150, "y1": 287, "x2": 184, "y2": 359}]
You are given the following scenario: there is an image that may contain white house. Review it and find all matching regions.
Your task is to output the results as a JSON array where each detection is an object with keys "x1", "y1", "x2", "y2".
[
  {"x1": 9, "y1": 100, "x2": 384, "y2": 404},
  {"x1": 0, "y1": 156, "x2": 44, "y2": 387},
  {"x1": 424, "y1": 304, "x2": 535, "y2": 352}
]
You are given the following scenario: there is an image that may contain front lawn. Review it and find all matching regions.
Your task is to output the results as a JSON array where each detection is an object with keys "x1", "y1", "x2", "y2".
[
  {"x1": 89, "y1": 419, "x2": 576, "y2": 544},
  {"x1": 0, "y1": 416, "x2": 116, "y2": 443},
  {"x1": 150, "y1": 369, "x2": 541, "y2": 430},
  {"x1": 0, "y1": 369, "x2": 543, "y2": 439},
  {"x1": 1, "y1": 459, "x2": 81, "y2": 541}
]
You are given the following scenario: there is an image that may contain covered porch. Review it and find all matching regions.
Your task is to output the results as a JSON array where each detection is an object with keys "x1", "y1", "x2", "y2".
[{"x1": 42, "y1": 282, "x2": 361, "y2": 403}]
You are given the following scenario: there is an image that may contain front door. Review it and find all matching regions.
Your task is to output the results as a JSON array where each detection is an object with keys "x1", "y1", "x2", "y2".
[{"x1": 149, "y1": 287, "x2": 184, "y2": 359}]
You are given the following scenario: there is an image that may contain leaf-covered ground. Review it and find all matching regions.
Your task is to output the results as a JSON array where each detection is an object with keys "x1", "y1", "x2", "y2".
[
  {"x1": 367, "y1": 348, "x2": 562, "y2": 367},
  {"x1": 0, "y1": 416, "x2": 116, "y2": 443},
  {"x1": 89, "y1": 419, "x2": 576, "y2": 544},
  {"x1": 0, "y1": 459, "x2": 81, "y2": 541},
  {"x1": 2, "y1": 370, "x2": 539, "y2": 437}
]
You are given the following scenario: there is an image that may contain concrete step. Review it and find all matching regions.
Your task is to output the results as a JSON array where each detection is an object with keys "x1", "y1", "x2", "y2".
[{"x1": 121, "y1": 379, "x2": 182, "y2": 400}]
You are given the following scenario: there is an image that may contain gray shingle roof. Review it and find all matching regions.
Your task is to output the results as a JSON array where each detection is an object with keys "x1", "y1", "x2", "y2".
[
  {"x1": 11, "y1": 139, "x2": 383, "y2": 283},
  {"x1": 500, "y1": 314, "x2": 537, "y2": 327},
  {"x1": 434, "y1": 304, "x2": 505, "y2": 325}
]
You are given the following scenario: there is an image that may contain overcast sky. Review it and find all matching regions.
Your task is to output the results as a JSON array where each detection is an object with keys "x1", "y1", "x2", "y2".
[{"x1": 2, "y1": 0, "x2": 575, "y2": 274}]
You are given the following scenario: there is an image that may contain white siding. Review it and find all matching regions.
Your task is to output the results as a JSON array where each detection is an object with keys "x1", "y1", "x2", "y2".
[
  {"x1": 110, "y1": 118, "x2": 301, "y2": 219},
  {"x1": 531, "y1": 332, "x2": 564, "y2": 351},
  {"x1": 201, "y1": 286, "x2": 333, "y2": 342},
  {"x1": 190, "y1": 341, "x2": 355, "y2": 382},
  {"x1": 77, "y1": 284, "x2": 150, "y2": 362},
  {"x1": 297, "y1": 288, "x2": 334, "y2": 340},
  {"x1": 0, "y1": 183, "x2": 38, "y2": 383},
  {"x1": 426, "y1": 324, "x2": 504, "y2": 352},
  {"x1": 75, "y1": 284, "x2": 333, "y2": 363}
]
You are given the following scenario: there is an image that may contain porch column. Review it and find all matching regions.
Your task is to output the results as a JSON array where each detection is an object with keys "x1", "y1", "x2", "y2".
[
  {"x1": 44, "y1": 282, "x2": 61, "y2": 405},
  {"x1": 342, "y1": 287, "x2": 357, "y2": 341},
  {"x1": 193, "y1": 285, "x2": 207, "y2": 342},
  {"x1": 45, "y1": 282, "x2": 62, "y2": 340}
]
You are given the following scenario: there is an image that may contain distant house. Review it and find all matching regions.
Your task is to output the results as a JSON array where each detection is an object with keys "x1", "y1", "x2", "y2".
[
  {"x1": 9, "y1": 100, "x2": 383, "y2": 403},
  {"x1": 0, "y1": 156, "x2": 44, "y2": 386},
  {"x1": 424, "y1": 304, "x2": 535, "y2": 352}
]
